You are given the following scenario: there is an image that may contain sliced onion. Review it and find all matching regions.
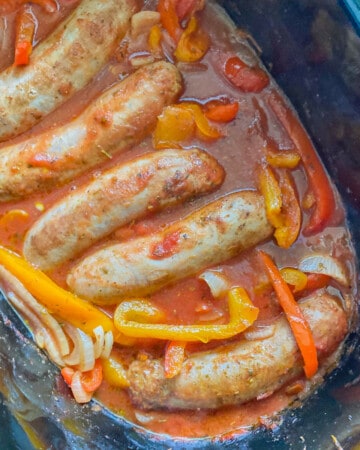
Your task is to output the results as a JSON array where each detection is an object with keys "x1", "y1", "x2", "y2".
[
  {"x1": 0, "y1": 265, "x2": 69, "y2": 356},
  {"x1": 70, "y1": 371, "x2": 93, "y2": 404},
  {"x1": 198, "y1": 269, "x2": 230, "y2": 298},
  {"x1": 7, "y1": 291, "x2": 65, "y2": 366},
  {"x1": 131, "y1": 10, "x2": 160, "y2": 38},
  {"x1": 93, "y1": 325, "x2": 105, "y2": 359},
  {"x1": 298, "y1": 255, "x2": 349, "y2": 287},
  {"x1": 62, "y1": 324, "x2": 81, "y2": 366},
  {"x1": 63, "y1": 324, "x2": 95, "y2": 371},
  {"x1": 243, "y1": 323, "x2": 276, "y2": 341},
  {"x1": 101, "y1": 331, "x2": 114, "y2": 359}
]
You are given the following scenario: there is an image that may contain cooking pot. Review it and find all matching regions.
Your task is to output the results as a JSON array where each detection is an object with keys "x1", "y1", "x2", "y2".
[{"x1": 0, "y1": 0, "x2": 360, "y2": 448}]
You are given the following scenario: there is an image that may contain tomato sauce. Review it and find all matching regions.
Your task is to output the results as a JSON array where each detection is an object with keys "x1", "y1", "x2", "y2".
[{"x1": 0, "y1": 0, "x2": 357, "y2": 441}]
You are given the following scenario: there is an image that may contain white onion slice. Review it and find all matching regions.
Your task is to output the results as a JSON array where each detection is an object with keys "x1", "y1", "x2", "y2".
[
  {"x1": 130, "y1": 10, "x2": 160, "y2": 38},
  {"x1": 101, "y1": 331, "x2": 114, "y2": 359},
  {"x1": 93, "y1": 325, "x2": 105, "y2": 359},
  {"x1": 298, "y1": 255, "x2": 349, "y2": 286},
  {"x1": 70, "y1": 371, "x2": 93, "y2": 404},
  {"x1": 198, "y1": 270, "x2": 230, "y2": 298},
  {"x1": 243, "y1": 323, "x2": 276, "y2": 341},
  {"x1": 77, "y1": 328, "x2": 95, "y2": 372}
]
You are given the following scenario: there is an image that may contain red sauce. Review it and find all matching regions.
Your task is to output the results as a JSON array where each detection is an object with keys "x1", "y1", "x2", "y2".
[{"x1": 0, "y1": 0, "x2": 357, "y2": 441}]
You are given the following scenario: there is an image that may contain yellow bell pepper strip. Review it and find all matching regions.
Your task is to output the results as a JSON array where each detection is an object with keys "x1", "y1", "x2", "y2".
[
  {"x1": 266, "y1": 90, "x2": 335, "y2": 235},
  {"x1": 0, "y1": 245, "x2": 132, "y2": 345},
  {"x1": 157, "y1": 0, "x2": 182, "y2": 42},
  {"x1": 178, "y1": 102, "x2": 223, "y2": 139},
  {"x1": 266, "y1": 151, "x2": 301, "y2": 169},
  {"x1": 114, "y1": 287, "x2": 259, "y2": 343},
  {"x1": 14, "y1": 5, "x2": 36, "y2": 66},
  {"x1": 153, "y1": 105, "x2": 195, "y2": 149},
  {"x1": 164, "y1": 341, "x2": 186, "y2": 378},
  {"x1": 204, "y1": 99, "x2": 239, "y2": 123},
  {"x1": 174, "y1": 15, "x2": 209, "y2": 63},
  {"x1": 102, "y1": 354, "x2": 130, "y2": 388},
  {"x1": 273, "y1": 170, "x2": 301, "y2": 248},
  {"x1": 259, "y1": 165, "x2": 283, "y2": 228},
  {"x1": 148, "y1": 24, "x2": 163, "y2": 54},
  {"x1": 280, "y1": 267, "x2": 308, "y2": 293},
  {"x1": 259, "y1": 251, "x2": 318, "y2": 378}
]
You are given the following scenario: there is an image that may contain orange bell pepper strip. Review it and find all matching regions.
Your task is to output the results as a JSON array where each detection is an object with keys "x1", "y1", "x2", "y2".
[
  {"x1": 114, "y1": 287, "x2": 259, "y2": 343},
  {"x1": 80, "y1": 359, "x2": 103, "y2": 393},
  {"x1": 0, "y1": 245, "x2": 132, "y2": 345},
  {"x1": 259, "y1": 251, "x2": 318, "y2": 378},
  {"x1": 266, "y1": 150, "x2": 301, "y2": 169},
  {"x1": 157, "y1": 0, "x2": 182, "y2": 42},
  {"x1": 304, "y1": 273, "x2": 331, "y2": 292},
  {"x1": 204, "y1": 99, "x2": 239, "y2": 123},
  {"x1": 178, "y1": 102, "x2": 223, "y2": 139},
  {"x1": 153, "y1": 105, "x2": 195, "y2": 149},
  {"x1": 14, "y1": 5, "x2": 36, "y2": 66},
  {"x1": 174, "y1": 15, "x2": 209, "y2": 63},
  {"x1": 164, "y1": 341, "x2": 186, "y2": 378},
  {"x1": 148, "y1": 24, "x2": 163, "y2": 54},
  {"x1": 266, "y1": 90, "x2": 335, "y2": 236},
  {"x1": 273, "y1": 170, "x2": 301, "y2": 248},
  {"x1": 224, "y1": 56, "x2": 269, "y2": 93}
]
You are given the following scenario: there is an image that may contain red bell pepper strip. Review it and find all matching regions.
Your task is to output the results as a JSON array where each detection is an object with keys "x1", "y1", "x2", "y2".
[
  {"x1": 204, "y1": 100, "x2": 239, "y2": 123},
  {"x1": 224, "y1": 56, "x2": 269, "y2": 93},
  {"x1": 259, "y1": 251, "x2": 318, "y2": 378},
  {"x1": 80, "y1": 359, "x2": 103, "y2": 392},
  {"x1": 266, "y1": 90, "x2": 335, "y2": 235},
  {"x1": 14, "y1": 5, "x2": 36, "y2": 66},
  {"x1": 164, "y1": 341, "x2": 186, "y2": 378},
  {"x1": 157, "y1": 0, "x2": 182, "y2": 42}
]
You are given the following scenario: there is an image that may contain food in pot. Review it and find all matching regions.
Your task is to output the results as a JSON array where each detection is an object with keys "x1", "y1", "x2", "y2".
[{"x1": 0, "y1": 0, "x2": 357, "y2": 444}]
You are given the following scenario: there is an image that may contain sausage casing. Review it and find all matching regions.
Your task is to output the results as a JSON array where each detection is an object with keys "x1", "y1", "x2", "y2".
[
  {"x1": 0, "y1": 0, "x2": 139, "y2": 142},
  {"x1": 0, "y1": 61, "x2": 182, "y2": 201},
  {"x1": 23, "y1": 148, "x2": 225, "y2": 270},
  {"x1": 67, "y1": 191, "x2": 273, "y2": 303},
  {"x1": 128, "y1": 292, "x2": 348, "y2": 410}
]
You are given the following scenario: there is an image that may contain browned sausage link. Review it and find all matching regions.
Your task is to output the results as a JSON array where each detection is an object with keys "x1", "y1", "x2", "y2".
[
  {"x1": 128, "y1": 292, "x2": 348, "y2": 410},
  {"x1": 0, "y1": 0, "x2": 139, "y2": 142},
  {"x1": 23, "y1": 148, "x2": 225, "y2": 270},
  {"x1": 0, "y1": 61, "x2": 182, "y2": 201},
  {"x1": 67, "y1": 191, "x2": 273, "y2": 303}
]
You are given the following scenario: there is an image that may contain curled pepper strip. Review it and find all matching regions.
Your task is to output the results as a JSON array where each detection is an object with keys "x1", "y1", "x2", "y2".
[
  {"x1": 114, "y1": 287, "x2": 259, "y2": 343},
  {"x1": 259, "y1": 251, "x2": 318, "y2": 378},
  {"x1": 174, "y1": 15, "x2": 209, "y2": 63},
  {"x1": 0, "y1": 246, "x2": 132, "y2": 345},
  {"x1": 266, "y1": 90, "x2": 335, "y2": 235}
]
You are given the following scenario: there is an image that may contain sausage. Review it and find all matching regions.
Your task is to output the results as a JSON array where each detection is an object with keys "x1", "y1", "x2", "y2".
[
  {"x1": 0, "y1": 0, "x2": 139, "y2": 142},
  {"x1": 0, "y1": 61, "x2": 182, "y2": 201},
  {"x1": 23, "y1": 148, "x2": 225, "y2": 270},
  {"x1": 67, "y1": 191, "x2": 273, "y2": 303},
  {"x1": 127, "y1": 292, "x2": 348, "y2": 410}
]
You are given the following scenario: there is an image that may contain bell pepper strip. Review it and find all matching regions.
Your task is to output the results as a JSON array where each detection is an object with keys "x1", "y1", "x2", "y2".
[
  {"x1": 224, "y1": 56, "x2": 269, "y2": 93},
  {"x1": 148, "y1": 24, "x2": 163, "y2": 54},
  {"x1": 164, "y1": 341, "x2": 186, "y2": 378},
  {"x1": 204, "y1": 99, "x2": 239, "y2": 123},
  {"x1": 0, "y1": 245, "x2": 132, "y2": 345},
  {"x1": 259, "y1": 251, "x2": 318, "y2": 378},
  {"x1": 153, "y1": 105, "x2": 195, "y2": 149},
  {"x1": 259, "y1": 165, "x2": 283, "y2": 228},
  {"x1": 80, "y1": 359, "x2": 103, "y2": 393},
  {"x1": 174, "y1": 15, "x2": 209, "y2": 63},
  {"x1": 14, "y1": 5, "x2": 36, "y2": 66},
  {"x1": 102, "y1": 354, "x2": 130, "y2": 388},
  {"x1": 273, "y1": 170, "x2": 301, "y2": 248},
  {"x1": 61, "y1": 367, "x2": 75, "y2": 386},
  {"x1": 114, "y1": 287, "x2": 259, "y2": 343},
  {"x1": 266, "y1": 90, "x2": 335, "y2": 235},
  {"x1": 280, "y1": 267, "x2": 308, "y2": 293},
  {"x1": 304, "y1": 273, "x2": 331, "y2": 292},
  {"x1": 175, "y1": 0, "x2": 205, "y2": 21},
  {"x1": 266, "y1": 150, "x2": 301, "y2": 169},
  {"x1": 178, "y1": 102, "x2": 223, "y2": 139},
  {"x1": 157, "y1": 0, "x2": 182, "y2": 42}
]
